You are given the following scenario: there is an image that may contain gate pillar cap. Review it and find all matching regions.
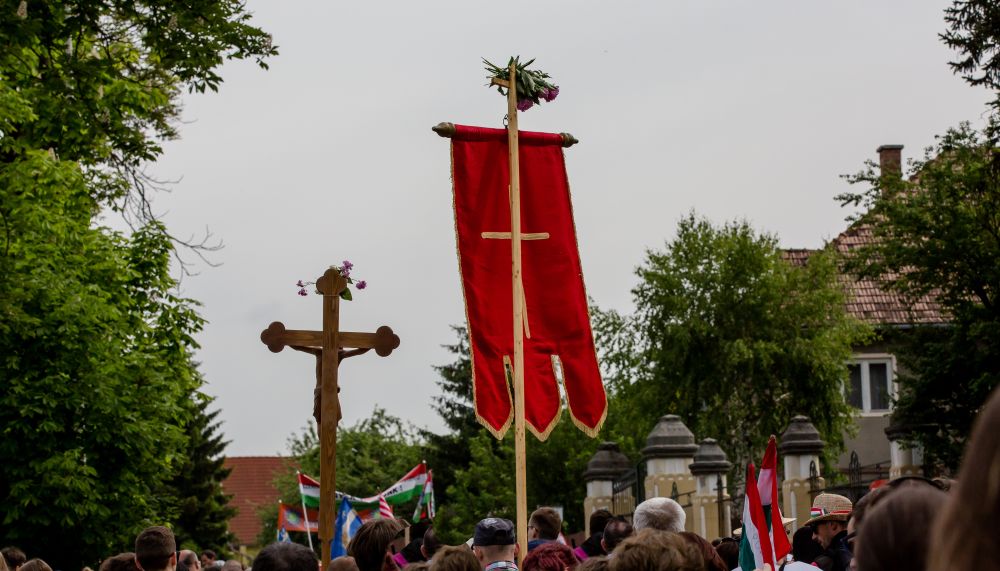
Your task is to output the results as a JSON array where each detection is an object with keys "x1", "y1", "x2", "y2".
[
  {"x1": 583, "y1": 442, "x2": 632, "y2": 482},
  {"x1": 779, "y1": 415, "x2": 825, "y2": 456},
  {"x1": 689, "y1": 438, "x2": 732, "y2": 475},
  {"x1": 641, "y1": 414, "x2": 699, "y2": 459}
]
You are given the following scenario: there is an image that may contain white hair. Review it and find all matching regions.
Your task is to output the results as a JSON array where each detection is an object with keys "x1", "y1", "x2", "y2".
[{"x1": 632, "y1": 497, "x2": 686, "y2": 532}]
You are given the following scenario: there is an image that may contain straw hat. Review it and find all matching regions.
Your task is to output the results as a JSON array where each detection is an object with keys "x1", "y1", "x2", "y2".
[{"x1": 804, "y1": 493, "x2": 853, "y2": 525}]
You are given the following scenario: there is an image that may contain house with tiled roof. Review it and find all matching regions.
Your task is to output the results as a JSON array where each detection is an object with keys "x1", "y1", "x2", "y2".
[
  {"x1": 783, "y1": 144, "x2": 949, "y2": 474},
  {"x1": 221, "y1": 456, "x2": 290, "y2": 550}
]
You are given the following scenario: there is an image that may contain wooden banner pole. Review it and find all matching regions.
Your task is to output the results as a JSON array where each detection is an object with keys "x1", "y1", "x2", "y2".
[{"x1": 505, "y1": 62, "x2": 529, "y2": 561}]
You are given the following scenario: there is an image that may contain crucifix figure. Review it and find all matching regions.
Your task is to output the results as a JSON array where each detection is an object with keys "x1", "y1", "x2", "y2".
[{"x1": 260, "y1": 268, "x2": 400, "y2": 566}]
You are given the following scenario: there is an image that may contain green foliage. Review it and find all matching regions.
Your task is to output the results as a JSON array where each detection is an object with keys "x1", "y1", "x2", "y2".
[
  {"x1": 594, "y1": 213, "x2": 871, "y2": 470},
  {"x1": 941, "y1": 0, "x2": 1000, "y2": 114},
  {"x1": 839, "y1": 123, "x2": 1000, "y2": 470},
  {"x1": 0, "y1": 0, "x2": 276, "y2": 231},
  {"x1": 258, "y1": 409, "x2": 424, "y2": 548},
  {"x1": 165, "y1": 394, "x2": 237, "y2": 555},
  {"x1": 0, "y1": 149, "x2": 204, "y2": 568},
  {"x1": 437, "y1": 433, "x2": 515, "y2": 545}
]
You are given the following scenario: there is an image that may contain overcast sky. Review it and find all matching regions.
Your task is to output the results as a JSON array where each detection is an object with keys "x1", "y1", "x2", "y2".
[{"x1": 136, "y1": 1, "x2": 989, "y2": 456}]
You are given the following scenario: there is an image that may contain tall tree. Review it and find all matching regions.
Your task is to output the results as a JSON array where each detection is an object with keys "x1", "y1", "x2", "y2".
[
  {"x1": 166, "y1": 394, "x2": 237, "y2": 554},
  {"x1": 839, "y1": 123, "x2": 1000, "y2": 470},
  {"x1": 941, "y1": 0, "x2": 1000, "y2": 116},
  {"x1": 594, "y1": 213, "x2": 870, "y2": 470}
]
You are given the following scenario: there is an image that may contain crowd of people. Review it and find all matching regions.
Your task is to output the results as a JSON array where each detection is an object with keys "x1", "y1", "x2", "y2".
[{"x1": 5, "y1": 386, "x2": 998, "y2": 571}]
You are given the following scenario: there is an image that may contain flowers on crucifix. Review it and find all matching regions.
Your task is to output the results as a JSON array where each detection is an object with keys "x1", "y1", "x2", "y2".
[
  {"x1": 296, "y1": 260, "x2": 367, "y2": 299},
  {"x1": 483, "y1": 56, "x2": 559, "y2": 112}
]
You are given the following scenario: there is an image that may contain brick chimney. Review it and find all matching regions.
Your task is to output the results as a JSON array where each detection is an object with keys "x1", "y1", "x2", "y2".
[{"x1": 877, "y1": 144, "x2": 904, "y2": 176}]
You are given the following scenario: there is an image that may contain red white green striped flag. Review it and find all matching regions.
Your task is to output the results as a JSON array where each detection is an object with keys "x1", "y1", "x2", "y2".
[
  {"x1": 298, "y1": 471, "x2": 320, "y2": 509},
  {"x1": 378, "y1": 494, "x2": 394, "y2": 519},
  {"x1": 739, "y1": 462, "x2": 775, "y2": 571},
  {"x1": 758, "y1": 436, "x2": 791, "y2": 561}
]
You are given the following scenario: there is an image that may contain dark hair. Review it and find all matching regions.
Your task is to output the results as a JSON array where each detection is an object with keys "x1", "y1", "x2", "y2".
[
  {"x1": 608, "y1": 529, "x2": 704, "y2": 571},
  {"x1": 678, "y1": 532, "x2": 726, "y2": 571},
  {"x1": 528, "y1": 508, "x2": 562, "y2": 541},
  {"x1": 179, "y1": 552, "x2": 199, "y2": 569},
  {"x1": 221, "y1": 561, "x2": 243, "y2": 571},
  {"x1": 855, "y1": 485, "x2": 947, "y2": 571},
  {"x1": 2, "y1": 548, "x2": 27, "y2": 571},
  {"x1": 201, "y1": 552, "x2": 216, "y2": 562},
  {"x1": 714, "y1": 538, "x2": 739, "y2": 570},
  {"x1": 348, "y1": 519, "x2": 404, "y2": 571},
  {"x1": 520, "y1": 543, "x2": 577, "y2": 571},
  {"x1": 588, "y1": 510, "x2": 613, "y2": 538},
  {"x1": 429, "y1": 547, "x2": 478, "y2": 571},
  {"x1": 421, "y1": 528, "x2": 441, "y2": 559},
  {"x1": 100, "y1": 553, "x2": 138, "y2": 571},
  {"x1": 791, "y1": 526, "x2": 823, "y2": 564},
  {"x1": 327, "y1": 557, "x2": 359, "y2": 571},
  {"x1": 19, "y1": 561, "x2": 52, "y2": 571},
  {"x1": 253, "y1": 543, "x2": 316, "y2": 571},
  {"x1": 135, "y1": 527, "x2": 176, "y2": 571},
  {"x1": 601, "y1": 520, "x2": 633, "y2": 553}
]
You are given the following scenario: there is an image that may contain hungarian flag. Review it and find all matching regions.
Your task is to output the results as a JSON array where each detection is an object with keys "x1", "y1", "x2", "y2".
[
  {"x1": 348, "y1": 463, "x2": 428, "y2": 507},
  {"x1": 447, "y1": 124, "x2": 607, "y2": 440},
  {"x1": 738, "y1": 463, "x2": 775, "y2": 571},
  {"x1": 278, "y1": 502, "x2": 319, "y2": 533},
  {"x1": 758, "y1": 436, "x2": 791, "y2": 561},
  {"x1": 298, "y1": 472, "x2": 320, "y2": 509},
  {"x1": 412, "y1": 469, "x2": 436, "y2": 522}
]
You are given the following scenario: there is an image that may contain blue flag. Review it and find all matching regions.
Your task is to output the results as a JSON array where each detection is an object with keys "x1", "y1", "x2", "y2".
[
  {"x1": 332, "y1": 497, "x2": 362, "y2": 558},
  {"x1": 277, "y1": 526, "x2": 292, "y2": 543}
]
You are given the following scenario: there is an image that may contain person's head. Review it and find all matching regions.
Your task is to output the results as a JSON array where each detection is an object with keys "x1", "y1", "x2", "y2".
[
  {"x1": 632, "y1": 498, "x2": 686, "y2": 532},
  {"x1": 327, "y1": 557, "x2": 360, "y2": 571},
  {"x1": 677, "y1": 532, "x2": 726, "y2": 571},
  {"x1": 179, "y1": 551, "x2": 199, "y2": 571},
  {"x1": 407, "y1": 564, "x2": 430, "y2": 571},
  {"x1": 420, "y1": 528, "x2": 441, "y2": 561},
  {"x1": 135, "y1": 527, "x2": 177, "y2": 571},
  {"x1": 100, "y1": 553, "x2": 138, "y2": 571},
  {"x1": 2, "y1": 548, "x2": 27, "y2": 571},
  {"x1": 220, "y1": 561, "x2": 243, "y2": 571},
  {"x1": 528, "y1": 508, "x2": 561, "y2": 541},
  {"x1": 607, "y1": 529, "x2": 704, "y2": 571},
  {"x1": 931, "y1": 388, "x2": 1000, "y2": 570},
  {"x1": 805, "y1": 493, "x2": 852, "y2": 549},
  {"x1": 600, "y1": 520, "x2": 633, "y2": 554},
  {"x1": 199, "y1": 553, "x2": 216, "y2": 570},
  {"x1": 349, "y1": 519, "x2": 405, "y2": 571},
  {"x1": 253, "y1": 543, "x2": 317, "y2": 571},
  {"x1": 520, "y1": 543, "x2": 577, "y2": 571},
  {"x1": 471, "y1": 518, "x2": 517, "y2": 568},
  {"x1": 19, "y1": 560, "x2": 51, "y2": 571},
  {"x1": 713, "y1": 538, "x2": 739, "y2": 570},
  {"x1": 854, "y1": 484, "x2": 946, "y2": 571},
  {"x1": 588, "y1": 510, "x2": 613, "y2": 538},
  {"x1": 789, "y1": 526, "x2": 823, "y2": 564},
  {"x1": 428, "y1": 547, "x2": 478, "y2": 571},
  {"x1": 576, "y1": 558, "x2": 608, "y2": 571}
]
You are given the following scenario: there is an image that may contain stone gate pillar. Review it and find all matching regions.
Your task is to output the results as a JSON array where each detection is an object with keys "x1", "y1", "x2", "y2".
[
  {"x1": 689, "y1": 438, "x2": 732, "y2": 540},
  {"x1": 642, "y1": 414, "x2": 698, "y2": 531},
  {"x1": 885, "y1": 420, "x2": 924, "y2": 479},
  {"x1": 582, "y1": 442, "x2": 631, "y2": 535},
  {"x1": 779, "y1": 416, "x2": 825, "y2": 533}
]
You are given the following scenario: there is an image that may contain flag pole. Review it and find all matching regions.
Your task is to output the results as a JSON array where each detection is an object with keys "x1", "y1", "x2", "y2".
[
  {"x1": 504, "y1": 61, "x2": 530, "y2": 561},
  {"x1": 297, "y1": 470, "x2": 316, "y2": 551}
]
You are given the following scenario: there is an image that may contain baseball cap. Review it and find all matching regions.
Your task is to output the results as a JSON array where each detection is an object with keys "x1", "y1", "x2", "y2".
[{"x1": 473, "y1": 518, "x2": 516, "y2": 547}]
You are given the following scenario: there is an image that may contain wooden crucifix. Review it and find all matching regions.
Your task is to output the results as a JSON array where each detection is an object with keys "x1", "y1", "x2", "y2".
[{"x1": 260, "y1": 268, "x2": 400, "y2": 566}]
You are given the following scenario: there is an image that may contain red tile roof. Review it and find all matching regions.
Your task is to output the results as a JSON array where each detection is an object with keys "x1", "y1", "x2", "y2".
[
  {"x1": 222, "y1": 456, "x2": 293, "y2": 546},
  {"x1": 784, "y1": 223, "x2": 948, "y2": 326}
]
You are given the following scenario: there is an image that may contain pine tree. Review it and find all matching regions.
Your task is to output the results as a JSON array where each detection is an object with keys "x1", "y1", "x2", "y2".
[{"x1": 168, "y1": 394, "x2": 237, "y2": 554}]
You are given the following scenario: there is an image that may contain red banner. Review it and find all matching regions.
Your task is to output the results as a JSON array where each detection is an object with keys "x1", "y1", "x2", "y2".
[{"x1": 449, "y1": 124, "x2": 606, "y2": 440}]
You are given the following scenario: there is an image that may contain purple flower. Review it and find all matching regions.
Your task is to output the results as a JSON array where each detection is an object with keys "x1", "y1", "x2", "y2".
[
  {"x1": 340, "y1": 267, "x2": 351, "y2": 278},
  {"x1": 516, "y1": 99, "x2": 534, "y2": 112},
  {"x1": 542, "y1": 86, "x2": 559, "y2": 102},
  {"x1": 296, "y1": 280, "x2": 305, "y2": 287},
  {"x1": 356, "y1": 280, "x2": 367, "y2": 290},
  {"x1": 342, "y1": 260, "x2": 353, "y2": 271},
  {"x1": 297, "y1": 288, "x2": 308, "y2": 296}
]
